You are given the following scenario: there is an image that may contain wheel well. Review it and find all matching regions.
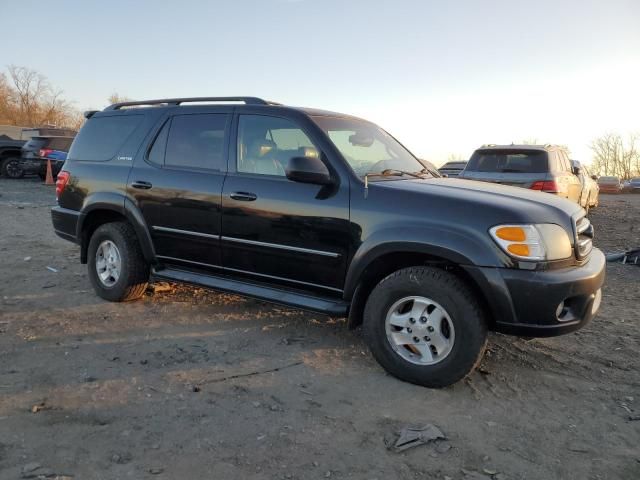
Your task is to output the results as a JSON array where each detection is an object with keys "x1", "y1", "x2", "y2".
[
  {"x1": 0, "y1": 149, "x2": 21, "y2": 159},
  {"x1": 347, "y1": 252, "x2": 491, "y2": 329},
  {"x1": 80, "y1": 210, "x2": 127, "y2": 263}
]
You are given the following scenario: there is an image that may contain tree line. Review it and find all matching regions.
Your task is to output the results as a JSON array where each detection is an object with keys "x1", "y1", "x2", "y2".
[
  {"x1": 590, "y1": 133, "x2": 639, "y2": 180},
  {"x1": 2, "y1": 65, "x2": 638, "y2": 178},
  {"x1": 0, "y1": 66, "x2": 83, "y2": 130}
]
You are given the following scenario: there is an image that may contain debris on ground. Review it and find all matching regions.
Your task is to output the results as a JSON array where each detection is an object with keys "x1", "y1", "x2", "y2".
[
  {"x1": 147, "y1": 282, "x2": 175, "y2": 294},
  {"x1": 46, "y1": 266, "x2": 58, "y2": 273},
  {"x1": 30, "y1": 401, "x2": 52, "y2": 413},
  {"x1": 389, "y1": 424, "x2": 445, "y2": 452},
  {"x1": 606, "y1": 248, "x2": 640, "y2": 265}
]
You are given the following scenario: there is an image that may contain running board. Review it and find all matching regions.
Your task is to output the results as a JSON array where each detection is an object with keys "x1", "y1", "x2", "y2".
[{"x1": 152, "y1": 267, "x2": 349, "y2": 316}]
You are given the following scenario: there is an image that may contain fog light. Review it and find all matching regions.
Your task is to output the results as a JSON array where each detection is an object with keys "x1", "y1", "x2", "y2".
[
  {"x1": 591, "y1": 289, "x2": 602, "y2": 315},
  {"x1": 556, "y1": 301, "x2": 565, "y2": 319}
]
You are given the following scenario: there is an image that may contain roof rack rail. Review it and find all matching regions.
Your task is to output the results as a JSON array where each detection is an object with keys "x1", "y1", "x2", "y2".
[{"x1": 104, "y1": 96, "x2": 272, "y2": 110}]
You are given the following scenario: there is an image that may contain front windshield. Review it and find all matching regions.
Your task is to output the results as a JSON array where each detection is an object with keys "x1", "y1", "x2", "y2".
[{"x1": 312, "y1": 116, "x2": 426, "y2": 177}]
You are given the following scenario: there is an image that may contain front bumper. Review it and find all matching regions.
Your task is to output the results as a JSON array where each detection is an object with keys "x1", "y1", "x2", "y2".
[{"x1": 464, "y1": 248, "x2": 606, "y2": 337}]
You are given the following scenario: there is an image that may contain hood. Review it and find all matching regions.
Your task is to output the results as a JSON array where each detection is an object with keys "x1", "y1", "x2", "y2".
[{"x1": 369, "y1": 177, "x2": 583, "y2": 232}]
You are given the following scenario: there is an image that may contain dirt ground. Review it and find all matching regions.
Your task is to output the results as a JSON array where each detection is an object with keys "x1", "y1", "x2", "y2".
[{"x1": 0, "y1": 178, "x2": 638, "y2": 480}]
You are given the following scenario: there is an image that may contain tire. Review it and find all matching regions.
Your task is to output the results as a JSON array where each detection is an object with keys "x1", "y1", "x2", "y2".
[
  {"x1": 87, "y1": 221, "x2": 149, "y2": 302},
  {"x1": 363, "y1": 266, "x2": 487, "y2": 388},
  {"x1": 1, "y1": 157, "x2": 25, "y2": 179}
]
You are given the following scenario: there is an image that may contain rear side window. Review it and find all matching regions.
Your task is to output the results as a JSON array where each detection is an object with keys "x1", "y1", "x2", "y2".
[
  {"x1": 466, "y1": 150, "x2": 548, "y2": 173},
  {"x1": 68, "y1": 115, "x2": 143, "y2": 161},
  {"x1": 164, "y1": 114, "x2": 229, "y2": 171}
]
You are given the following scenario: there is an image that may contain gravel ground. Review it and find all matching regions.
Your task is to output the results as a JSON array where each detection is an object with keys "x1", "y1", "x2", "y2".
[{"x1": 0, "y1": 179, "x2": 639, "y2": 480}]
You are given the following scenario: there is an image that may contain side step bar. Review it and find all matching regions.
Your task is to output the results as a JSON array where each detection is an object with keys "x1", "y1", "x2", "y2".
[{"x1": 152, "y1": 267, "x2": 349, "y2": 316}]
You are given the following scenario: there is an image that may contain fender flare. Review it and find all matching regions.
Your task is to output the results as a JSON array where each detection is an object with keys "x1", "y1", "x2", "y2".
[
  {"x1": 343, "y1": 225, "x2": 509, "y2": 299},
  {"x1": 77, "y1": 192, "x2": 156, "y2": 263}
]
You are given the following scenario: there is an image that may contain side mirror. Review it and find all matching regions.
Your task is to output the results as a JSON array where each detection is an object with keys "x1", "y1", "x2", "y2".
[
  {"x1": 572, "y1": 166, "x2": 581, "y2": 176},
  {"x1": 285, "y1": 156, "x2": 332, "y2": 185},
  {"x1": 590, "y1": 175, "x2": 598, "y2": 180},
  {"x1": 441, "y1": 173, "x2": 449, "y2": 178}
]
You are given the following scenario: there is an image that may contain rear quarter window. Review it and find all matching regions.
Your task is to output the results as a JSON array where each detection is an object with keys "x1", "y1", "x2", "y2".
[
  {"x1": 68, "y1": 115, "x2": 143, "y2": 161},
  {"x1": 466, "y1": 150, "x2": 549, "y2": 173}
]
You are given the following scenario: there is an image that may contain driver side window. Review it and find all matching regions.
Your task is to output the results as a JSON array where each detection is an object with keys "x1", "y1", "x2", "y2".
[{"x1": 237, "y1": 115, "x2": 319, "y2": 177}]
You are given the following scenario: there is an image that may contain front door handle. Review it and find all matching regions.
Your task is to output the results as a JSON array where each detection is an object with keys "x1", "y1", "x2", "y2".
[
  {"x1": 229, "y1": 192, "x2": 257, "y2": 201},
  {"x1": 132, "y1": 181, "x2": 153, "y2": 190}
]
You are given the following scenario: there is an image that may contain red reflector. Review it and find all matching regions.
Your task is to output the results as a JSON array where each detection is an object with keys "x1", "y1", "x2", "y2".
[
  {"x1": 56, "y1": 171, "x2": 70, "y2": 198},
  {"x1": 530, "y1": 180, "x2": 558, "y2": 192}
]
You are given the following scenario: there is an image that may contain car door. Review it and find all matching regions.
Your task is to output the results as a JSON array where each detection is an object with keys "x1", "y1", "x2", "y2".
[
  {"x1": 127, "y1": 108, "x2": 231, "y2": 268},
  {"x1": 220, "y1": 113, "x2": 351, "y2": 294}
]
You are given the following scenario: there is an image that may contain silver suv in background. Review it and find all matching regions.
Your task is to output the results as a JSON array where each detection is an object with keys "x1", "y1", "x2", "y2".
[{"x1": 459, "y1": 144, "x2": 582, "y2": 205}]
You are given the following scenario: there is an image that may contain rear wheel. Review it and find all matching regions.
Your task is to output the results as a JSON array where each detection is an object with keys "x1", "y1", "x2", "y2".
[
  {"x1": 87, "y1": 222, "x2": 149, "y2": 302},
  {"x1": 1, "y1": 157, "x2": 24, "y2": 179},
  {"x1": 363, "y1": 266, "x2": 487, "y2": 388}
]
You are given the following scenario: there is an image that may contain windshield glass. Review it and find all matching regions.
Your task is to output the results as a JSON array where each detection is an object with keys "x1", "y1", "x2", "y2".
[{"x1": 312, "y1": 116, "x2": 426, "y2": 177}]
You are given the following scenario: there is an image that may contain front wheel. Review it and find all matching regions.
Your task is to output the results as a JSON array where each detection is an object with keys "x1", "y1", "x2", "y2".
[
  {"x1": 363, "y1": 266, "x2": 487, "y2": 388},
  {"x1": 1, "y1": 157, "x2": 25, "y2": 178},
  {"x1": 87, "y1": 221, "x2": 149, "y2": 302}
]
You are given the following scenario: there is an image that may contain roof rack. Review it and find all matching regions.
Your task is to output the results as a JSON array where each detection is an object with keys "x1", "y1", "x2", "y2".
[{"x1": 104, "y1": 96, "x2": 274, "y2": 111}]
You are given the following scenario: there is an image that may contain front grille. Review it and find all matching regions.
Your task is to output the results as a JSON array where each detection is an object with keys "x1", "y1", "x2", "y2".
[{"x1": 575, "y1": 216, "x2": 593, "y2": 258}]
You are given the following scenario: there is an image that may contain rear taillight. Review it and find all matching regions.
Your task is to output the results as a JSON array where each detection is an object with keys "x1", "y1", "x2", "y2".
[
  {"x1": 530, "y1": 180, "x2": 559, "y2": 193},
  {"x1": 39, "y1": 148, "x2": 54, "y2": 157},
  {"x1": 56, "y1": 171, "x2": 70, "y2": 199}
]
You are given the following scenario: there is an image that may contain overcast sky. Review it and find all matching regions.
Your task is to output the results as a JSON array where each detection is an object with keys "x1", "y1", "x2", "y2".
[{"x1": 3, "y1": 0, "x2": 639, "y2": 165}]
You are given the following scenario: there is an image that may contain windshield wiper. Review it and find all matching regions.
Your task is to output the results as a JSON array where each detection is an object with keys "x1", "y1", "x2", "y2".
[{"x1": 367, "y1": 169, "x2": 424, "y2": 179}]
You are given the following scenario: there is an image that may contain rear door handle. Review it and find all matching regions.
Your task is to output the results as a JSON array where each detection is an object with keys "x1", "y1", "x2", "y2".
[
  {"x1": 131, "y1": 181, "x2": 153, "y2": 190},
  {"x1": 229, "y1": 192, "x2": 257, "y2": 201}
]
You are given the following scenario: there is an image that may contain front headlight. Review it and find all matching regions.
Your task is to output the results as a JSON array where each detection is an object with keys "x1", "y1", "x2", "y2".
[{"x1": 489, "y1": 224, "x2": 572, "y2": 261}]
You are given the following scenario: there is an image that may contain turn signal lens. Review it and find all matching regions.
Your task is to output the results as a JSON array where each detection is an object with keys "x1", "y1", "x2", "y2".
[
  {"x1": 495, "y1": 226, "x2": 526, "y2": 242},
  {"x1": 489, "y1": 223, "x2": 572, "y2": 263},
  {"x1": 507, "y1": 244, "x2": 530, "y2": 256}
]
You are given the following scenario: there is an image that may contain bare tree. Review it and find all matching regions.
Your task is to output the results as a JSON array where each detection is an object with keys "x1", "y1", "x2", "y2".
[
  {"x1": 446, "y1": 153, "x2": 466, "y2": 162},
  {"x1": 591, "y1": 132, "x2": 640, "y2": 179},
  {"x1": 0, "y1": 65, "x2": 81, "y2": 129},
  {"x1": 107, "y1": 93, "x2": 133, "y2": 105}
]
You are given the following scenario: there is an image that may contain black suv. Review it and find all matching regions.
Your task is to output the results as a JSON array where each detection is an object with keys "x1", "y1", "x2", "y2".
[{"x1": 51, "y1": 97, "x2": 605, "y2": 387}]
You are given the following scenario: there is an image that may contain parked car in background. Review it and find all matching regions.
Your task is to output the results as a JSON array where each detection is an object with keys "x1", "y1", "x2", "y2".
[
  {"x1": 438, "y1": 160, "x2": 467, "y2": 177},
  {"x1": 51, "y1": 96, "x2": 604, "y2": 388},
  {"x1": 17, "y1": 136, "x2": 75, "y2": 179},
  {"x1": 628, "y1": 177, "x2": 640, "y2": 192},
  {"x1": 570, "y1": 160, "x2": 599, "y2": 212},
  {"x1": 0, "y1": 138, "x2": 27, "y2": 177},
  {"x1": 459, "y1": 144, "x2": 583, "y2": 204},
  {"x1": 0, "y1": 127, "x2": 77, "y2": 178},
  {"x1": 597, "y1": 176, "x2": 623, "y2": 194}
]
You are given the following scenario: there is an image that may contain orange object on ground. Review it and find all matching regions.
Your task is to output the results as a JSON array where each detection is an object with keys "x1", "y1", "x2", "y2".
[{"x1": 44, "y1": 159, "x2": 55, "y2": 185}]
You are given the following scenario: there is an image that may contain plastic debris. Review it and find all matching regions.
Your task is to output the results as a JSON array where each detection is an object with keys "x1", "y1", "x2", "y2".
[
  {"x1": 391, "y1": 424, "x2": 445, "y2": 452},
  {"x1": 46, "y1": 266, "x2": 58, "y2": 273}
]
